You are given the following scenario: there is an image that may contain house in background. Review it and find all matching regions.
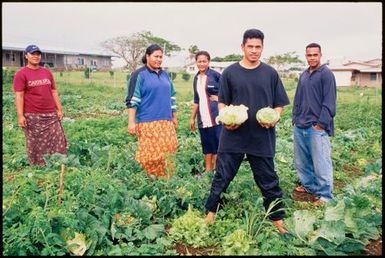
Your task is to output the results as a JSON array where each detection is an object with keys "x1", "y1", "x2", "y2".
[
  {"x1": 328, "y1": 59, "x2": 382, "y2": 87},
  {"x1": 2, "y1": 45, "x2": 114, "y2": 71},
  {"x1": 185, "y1": 61, "x2": 236, "y2": 74}
]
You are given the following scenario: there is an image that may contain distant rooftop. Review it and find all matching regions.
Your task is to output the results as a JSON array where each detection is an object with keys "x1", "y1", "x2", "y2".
[{"x1": 2, "y1": 42, "x2": 115, "y2": 57}]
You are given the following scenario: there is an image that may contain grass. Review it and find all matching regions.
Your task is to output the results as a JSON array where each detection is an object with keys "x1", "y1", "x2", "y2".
[{"x1": 52, "y1": 71, "x2": 195, "y2": 101}]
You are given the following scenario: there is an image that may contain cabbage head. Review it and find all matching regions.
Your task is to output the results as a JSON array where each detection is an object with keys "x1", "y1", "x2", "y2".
[
  {"x1": 66, "y1": 232, "x2": 88, "y2": 256},
  {"x1": 215, "y1": 104, "x2": 249, "y2": 125},
  {"x1": 169, "y1": 205, "x2": 209, "y2": 248},
  {"x1": 256, "y1": 107, "x2": 280, "y2": 124}
]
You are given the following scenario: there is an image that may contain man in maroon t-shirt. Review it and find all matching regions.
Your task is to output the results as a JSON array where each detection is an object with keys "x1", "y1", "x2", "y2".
[{"x1": 13, "y1": 44, "x2": 67, "y2": 166}]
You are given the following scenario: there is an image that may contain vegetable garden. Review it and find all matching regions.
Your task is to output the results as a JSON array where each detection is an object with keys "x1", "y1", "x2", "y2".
[{"x1": 2, "y1": 71, "x2": 382, "y2": 255}]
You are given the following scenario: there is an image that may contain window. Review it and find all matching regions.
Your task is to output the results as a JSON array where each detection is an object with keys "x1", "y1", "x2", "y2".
[
  {"x1": 78, "y1": 58, "x2": 84, "y2": 65},
  {"x1": 370, "y1": 73, "x2": 377, "y2": 81},
  {"x1": 5, "y1": 53, "x2": 16, "y2": 61}
]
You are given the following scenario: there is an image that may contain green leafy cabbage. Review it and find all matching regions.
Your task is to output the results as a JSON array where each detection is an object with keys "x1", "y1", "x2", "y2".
[
  {"x1": 256, "y1": 107, "x2": 280, "y2": 124},
  {"x1": 215, "y1": 104, "x2": 249, "y2": 125}
]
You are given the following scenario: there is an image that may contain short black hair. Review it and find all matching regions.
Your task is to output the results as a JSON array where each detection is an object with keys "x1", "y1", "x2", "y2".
[
  {"x1": 195, "y1": 51, "x2": 211, "y2": 61},
  {"x1": 306, "y1": 43, "x2": 322, "y2": 53},
  {"x1": 142, "y1": 44, "x2": 163, "y2": 64},
  {"x1": 243, "y1": 29, "x2": 264, "y2": 45}
]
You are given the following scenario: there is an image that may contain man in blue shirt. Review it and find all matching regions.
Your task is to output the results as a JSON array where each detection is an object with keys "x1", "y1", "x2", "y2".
[{"x1": 292, "y1": 43, "x2": 337, "y2": 205}]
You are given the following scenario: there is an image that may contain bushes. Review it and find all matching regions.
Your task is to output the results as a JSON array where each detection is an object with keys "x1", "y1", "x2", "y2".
[
  {"x1": 2, "y1": 67, "x2": 17, "y2": 84},
  {"x1": 181, "y1": 72, "x2": 191, "y2": 81},
  {"x1": 84, "y1": 67, "x2": 90, "y2": 79},
  {"x1": 168, "y1": 72, "x2": 177, "y2": 81}
]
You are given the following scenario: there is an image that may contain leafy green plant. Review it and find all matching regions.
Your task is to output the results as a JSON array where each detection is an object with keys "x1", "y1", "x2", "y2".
[
  {"x1": 2, "y1": 67, "x2": 17, "y2": 84},
  {"x1": 168, "y1": 205, "x2": 209, "y2": 248},
  {"x1": 222, "y1": 228, "x2": 255, "y2": 255},
  {"x1": 243, "y1": 198, "x2": 285, "y2": 239}
]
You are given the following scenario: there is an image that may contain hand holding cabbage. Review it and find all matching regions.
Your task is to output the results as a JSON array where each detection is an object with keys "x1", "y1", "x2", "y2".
[
  {"x1": 256, "y1": 107, "x2": 281, "y2": 128},
  {"x1": 215, "y1": 104, "x2": 249, "y2": 130}
]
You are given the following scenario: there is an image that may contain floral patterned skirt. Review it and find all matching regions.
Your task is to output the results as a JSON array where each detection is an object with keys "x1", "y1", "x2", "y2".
[
  {"x1": 24, "y1": 112, "x2": 67, "y2": 166},
  {"x1": 136, "y1": 120, "x2": 178, "y2": 178}
]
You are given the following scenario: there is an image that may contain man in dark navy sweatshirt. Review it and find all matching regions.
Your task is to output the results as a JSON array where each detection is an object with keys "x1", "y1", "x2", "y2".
[{"x1": 292, "y1": 43, "x2": 337, "y2": 205}]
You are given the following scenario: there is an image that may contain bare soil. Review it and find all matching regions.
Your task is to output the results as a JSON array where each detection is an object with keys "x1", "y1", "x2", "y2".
[
  {"x1": 174, "y1": 243, "x2": 217, "y2": 256},
  {"x1": 365, "y1": 238, "x2": 382, "y2": 256},
  {"x1": 291, "y1": 189, "x2": 318, "y2": 202}
]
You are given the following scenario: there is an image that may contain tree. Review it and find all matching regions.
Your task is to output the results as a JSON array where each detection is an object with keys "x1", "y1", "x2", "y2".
[
  {"x1": 187, "y1": 45, "x2": 200, "y2": 63},
  {"x1": 100, "y1": 31, "x2": 181, "y2": 73},
  {"x1": 265, "y1": 52, "x2": 304, "y2": 72},
  {"x1": 140, "y1": 31, "x2": 181, "y2": 56},
  {"x1": 211, "y1": 54, "x2": 243, "y2": 62}
]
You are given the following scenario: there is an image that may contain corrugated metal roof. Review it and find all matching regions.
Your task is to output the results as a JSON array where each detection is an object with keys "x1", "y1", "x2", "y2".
[
  {"x1": 2, "y1": 45, "x2": 115, "y2": 57},
  {"x1": 359, "y1": 67, "x2": 382, "y2": 73},
  {"x1": 330, "y1": 66, "x2": 382, "y2": 72}
]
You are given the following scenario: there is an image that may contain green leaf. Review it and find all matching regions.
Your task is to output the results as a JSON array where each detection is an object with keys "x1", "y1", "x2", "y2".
[
  {"x1": 107, "y1": 245, "x2": 122, "y2": 256},
  {"x1": 143, "y1": 224, "x2": 164, "y2": 240},
  {"x1": 311, "y1": 238, "x2": 346, "y2": 255},
  {"x1": 336, "y1": 237, "x2": 366, "y2": 254},
  {"x1": 292, "y1": 210, "x2": 316, "y2": 239},
  {"x1": 344, "y1": 207, "x2": 358, "y2": 234},
  {"x1": 324, "y1": 199, "x2": 345, "y2": 221},
  {"x1": 317, "y1": 221, "x2": 346, "y2": 245}
]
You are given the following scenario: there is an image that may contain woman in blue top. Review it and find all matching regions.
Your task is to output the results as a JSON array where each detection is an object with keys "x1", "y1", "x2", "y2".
[
  {"x1": 125, "y1": 44, "x2": 178, "y2": 179},
  {"x1": 190, "y1": 51, "x2": 222, "y2": 173}
]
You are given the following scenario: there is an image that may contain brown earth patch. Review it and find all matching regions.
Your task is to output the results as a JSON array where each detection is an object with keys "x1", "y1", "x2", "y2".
[
  {"x1": 291, "y1": 190, "x2": 318, "y2": 202},
  {"x1": 342, "y1": 164, "x2": 362, "y2": 176},
  {"x1": 3, "y1": 168, "x2": 26, "y2": 182},
  {"x1": 365, "y1": 238, "x2": 382, "y2": 256},
  {"x1": 165, "y1": 225, "x2": 217, "y2": 255},
  {"x1": 174, "y1": 242, "x2": 217, "y2": 256},
  {"x1": 4, "y1": 174, "x2": 16, "y2": 182},
  {"x1": 334, "y1": 180, "x2": 346, "y2": 190},
  {"x1": 165, "y1": 224, "x2": 172, "y2": 234}
]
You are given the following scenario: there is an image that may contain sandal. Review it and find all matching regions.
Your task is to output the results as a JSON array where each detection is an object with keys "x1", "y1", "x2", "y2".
[{"x1": 294, "y1": 185, "x2": 309, "y2": 193}]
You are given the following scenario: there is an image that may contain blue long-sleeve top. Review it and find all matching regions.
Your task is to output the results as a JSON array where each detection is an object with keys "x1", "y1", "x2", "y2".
[
  {"x1": 125, "y1": 66, "x2": 176, "y2": 123},
  {"x1": 292, "y1": 64, "x2": 337, "y2": 136},
  {"x1": 192, "y1": 67, "x2": 221, "y2": 128}
]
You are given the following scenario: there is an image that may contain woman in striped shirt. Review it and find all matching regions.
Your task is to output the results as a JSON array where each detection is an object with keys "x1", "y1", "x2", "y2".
[{"x1": 190, "y1": 51, "x2": 222, "y2": 174}]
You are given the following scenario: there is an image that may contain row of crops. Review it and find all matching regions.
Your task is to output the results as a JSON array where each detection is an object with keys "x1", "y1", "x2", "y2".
[{"x1": 2, "y1": 76, "x2": 382, "y2": 255}]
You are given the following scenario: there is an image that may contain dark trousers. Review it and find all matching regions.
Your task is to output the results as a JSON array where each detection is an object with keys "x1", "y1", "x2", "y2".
[{"x1": 205, "y1": 152, "x2": 285, "y2": 221}]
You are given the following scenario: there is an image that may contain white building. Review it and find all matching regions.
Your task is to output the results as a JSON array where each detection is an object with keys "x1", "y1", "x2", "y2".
[
  {"x1": 328, "y1": 59, "x2": 382, "y2": 87},
  {"x1": 185, "y1": 61, "x2": 236, "y2": 74}
]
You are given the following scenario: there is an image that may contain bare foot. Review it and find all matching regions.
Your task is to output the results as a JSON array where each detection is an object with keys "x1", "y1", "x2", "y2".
[
  {"x1": 205, "y1": 212, "x2": 215, "y2": 225},
  {"x1": 313, "y1": 198, "x2": 326, "y2": 206},
  {"x1": 272, "y1": 219, "x2": 288, "y2": 234}
]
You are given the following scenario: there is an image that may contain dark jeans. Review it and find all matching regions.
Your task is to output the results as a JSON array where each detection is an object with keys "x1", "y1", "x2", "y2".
[{"x1": 205, "y1": 152, "x2": 285, "y2": 221}]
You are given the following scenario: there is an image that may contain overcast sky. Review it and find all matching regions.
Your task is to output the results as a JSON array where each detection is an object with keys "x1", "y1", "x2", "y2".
[{"x1": 2, "y1": 2, "x2": 382, "y2": 67}]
